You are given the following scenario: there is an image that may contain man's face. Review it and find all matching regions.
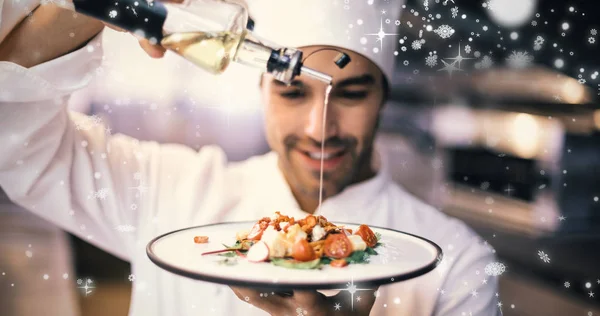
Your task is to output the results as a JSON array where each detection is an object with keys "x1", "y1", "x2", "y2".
[{"x1": 261, "y1": 46, "x2": 386, "y2": 207}]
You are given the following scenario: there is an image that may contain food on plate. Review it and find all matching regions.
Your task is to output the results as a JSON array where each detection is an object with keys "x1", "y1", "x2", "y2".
[
  {"x1": 193, "y1": 236, "x2": 209, "y2": 244},
  {"x1": 199, "y1": 212, "x2": 382, "y2": 269}
]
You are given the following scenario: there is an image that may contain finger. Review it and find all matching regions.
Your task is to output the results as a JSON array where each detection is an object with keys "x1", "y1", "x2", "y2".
[
  {"x1": 293, "y1": 290, "x2": 327, "y2": 305},
  {"x1": 138, "y1": 38, "x2": 165, "y2": 58},
  {"x1": 102, "y1": 23, "x2": 127, "y2": 33}
]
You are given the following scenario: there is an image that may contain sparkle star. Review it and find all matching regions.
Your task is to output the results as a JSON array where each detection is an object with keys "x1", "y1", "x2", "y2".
[
  {"x1": 332, "y1": 277, "x2": 371, "y2": 311},
  {"x1": 497, "y1": 302, "x2": 503, "y2": 308},
  {"x1": 366, "y1": 18, "x2": 399, "y2": 50},
  {"x1": 558, "y1": 216, "x2": 566, "y2": 221},
  {"x1": 381, "y1": 10, "x2": 386, "y2": 14},
  {"x1": 471, "y1": 290, "x2": 478, "y2": 297},
  {"x1": 129, "y1": 181, "x2": 150, "y2": 196},
  {"x1": 438, "y1": 60, "x2": 461, "y2": 77},
  {"x1": 446, "y1": 43, "x2": 474, "y2": 69},
  {"x1": 356, "y1": 296, "x2": 362, "y2": 302},
  {"x1": 590, "y1": 291, "x2": 595, "y2": 298},
  {"x1": 482, "y1": 278, "x2": 488, "y2": 284},
  {"x1": 77, "y1": 278, "x2": 95, "y2": 296},
  {"x1": 334, "y1": 303, "x2": 341, "y2": 310}
]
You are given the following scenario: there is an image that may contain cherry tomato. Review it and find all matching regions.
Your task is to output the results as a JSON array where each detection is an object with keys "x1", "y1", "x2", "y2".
[
  {"x1": 330, "y1": 259, "x2": 349, "y2": 268},
  {"x1": 324, "y1": 233, "x2": 352, "y2": 259},
  {"x1": 292, "y1": 239, "x2": 316, "y2": 262},
  {"x1": 355, "y1": 224, "x2": 378, "y2": 248},
  {"x1": 247, "y1": 223, "x2": 266, "y2": 240}
]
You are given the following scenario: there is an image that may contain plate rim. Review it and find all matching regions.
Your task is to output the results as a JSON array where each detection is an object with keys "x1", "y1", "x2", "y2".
[{"x1": 146, "y1": 221, "x2": 444, "y2": 289}]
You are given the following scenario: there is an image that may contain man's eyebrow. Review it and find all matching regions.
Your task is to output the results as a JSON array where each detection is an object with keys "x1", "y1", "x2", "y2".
[
  {"x1": 272, "y1": 79, "x2": 304, "y2": 88},
  {"x1": 335, "y1": 74, "x2": 376, "y2": 88}
]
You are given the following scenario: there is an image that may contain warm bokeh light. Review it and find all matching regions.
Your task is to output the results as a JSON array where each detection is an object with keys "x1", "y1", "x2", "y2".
[
  {"x1": 511, "y1": 113, "x2": 539, "y2": 159},
  {"x1": 561, "y1": 78, "x2": 588, "y2": 104}
]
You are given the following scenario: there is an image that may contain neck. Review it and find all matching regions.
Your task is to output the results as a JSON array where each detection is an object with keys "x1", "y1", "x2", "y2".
[{"x1": 286, "y1": 150, "x2": 378, "y2": 214}]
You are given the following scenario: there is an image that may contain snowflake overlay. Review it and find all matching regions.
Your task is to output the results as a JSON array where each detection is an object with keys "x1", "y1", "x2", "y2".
[
  {"x1": 425, "y1": 52, "x2": 438, "y2": 67},
  {"x1": 75, "y1": 115, "x2": 103, "y2": 131},
  {"x1": 484, "y1": 262, "x2": 506, "y2": 276},
  {"x1": 506, "y1": 51, "x2": 534, "y2": 69},
  {"x1": 533, "y1": 36, "x2": 544, "y2": 51},
  {"x1": 434, "y1": 25, "x2": 455, "y2": 39},
  {"x1": 538, "y1": 250, "x2": 550, "y2": 263},
  {"x1": 451, "y1": 6, "x2": 458, "y2": 18},
  {"x1": 88, "y1": 188, "x2": 109, "y2": 200},
  {"x1": 115, "y1": 224, "x2": 137, "y2": 233},
  {"x1": 411, "y1": 40, "x2": 424, "y2": 50}
]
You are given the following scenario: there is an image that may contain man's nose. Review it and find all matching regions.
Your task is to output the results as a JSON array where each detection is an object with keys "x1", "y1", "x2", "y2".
[{"x1": 304, "y1": 97, "x2": 339, "y2": 142}]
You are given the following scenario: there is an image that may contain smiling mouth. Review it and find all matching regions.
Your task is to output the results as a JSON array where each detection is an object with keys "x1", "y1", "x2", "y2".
[{"x1": 299, "y1": 149, "x2": 346, "y2": 161}]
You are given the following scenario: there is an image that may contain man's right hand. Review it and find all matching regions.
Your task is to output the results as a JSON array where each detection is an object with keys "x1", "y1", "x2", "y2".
[
  {"x1": 0, "y1": 0, "x2": 183, "y2": 68},
  {"x1": 105, "y1": 0, "x2": 186, "y2": 59}
]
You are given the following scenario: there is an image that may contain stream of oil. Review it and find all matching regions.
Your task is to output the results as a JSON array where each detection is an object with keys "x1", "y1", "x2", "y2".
[{"x1": 317, "y1": 84, "x2": 334, "y2": 211}]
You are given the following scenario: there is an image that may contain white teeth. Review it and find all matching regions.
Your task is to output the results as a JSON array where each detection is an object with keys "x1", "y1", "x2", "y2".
[{"x1": 308, "y1": 152, "x2": 334, "y2": 160}]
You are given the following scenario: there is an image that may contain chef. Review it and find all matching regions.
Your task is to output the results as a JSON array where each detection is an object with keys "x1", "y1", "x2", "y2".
[{"x1": 0, "y1": 0, "x2": 499, "y2": 315}]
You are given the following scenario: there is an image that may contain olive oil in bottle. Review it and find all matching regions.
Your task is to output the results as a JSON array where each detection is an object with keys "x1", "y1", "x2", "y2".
[{"x1": 161, "y1": 31, "x2": 244, "y2": 75}]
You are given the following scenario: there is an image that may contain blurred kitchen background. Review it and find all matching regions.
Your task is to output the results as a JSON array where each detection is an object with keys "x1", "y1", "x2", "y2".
[{"x1": 2, "y1": 0, "x2": 600, "y2": 315}]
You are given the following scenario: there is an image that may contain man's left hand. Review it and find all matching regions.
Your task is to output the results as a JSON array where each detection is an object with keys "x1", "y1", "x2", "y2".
[{"x1": 230, "y1": 286, "x2": 378, "y2": 316}]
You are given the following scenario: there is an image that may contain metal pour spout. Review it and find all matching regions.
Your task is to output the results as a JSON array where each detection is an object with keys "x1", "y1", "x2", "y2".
[{"x1": 300, "y1": 66, "x2": 333, "y2": 84}]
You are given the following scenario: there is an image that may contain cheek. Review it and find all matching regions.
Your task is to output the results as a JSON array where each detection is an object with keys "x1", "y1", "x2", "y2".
[
  {"x1": 335, "y1": 105, "x2": 380, "y2": 143},
  {"x1": 263, "y1": 101, "x2": 303, "y2": 148}
]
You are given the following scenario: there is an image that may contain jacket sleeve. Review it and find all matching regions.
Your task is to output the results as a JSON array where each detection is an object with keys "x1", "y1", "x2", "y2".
[
  {"x1": 433, "y1": 233, "x2": 500, "y2": 316},
  {"x1": 0, "y1": 32, "x2": 134, "y2": 260},
  {"x1": 0, "y1": 30, "x2": 225, "y2": 263}
]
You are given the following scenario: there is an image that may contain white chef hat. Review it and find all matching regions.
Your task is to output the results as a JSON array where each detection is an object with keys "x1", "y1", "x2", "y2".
[{"x1": 248, "y1": 0, "x2": 405, "y2": 84}]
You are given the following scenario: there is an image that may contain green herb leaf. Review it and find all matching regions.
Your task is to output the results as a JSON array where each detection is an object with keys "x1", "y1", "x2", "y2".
[
  {"x1": 345, "y1": 250, "x2": 371, "y2": 264},
  {"x1": 320, "y1": 257, "x2": 332, "y2": 265},
  {"x1": 365, "y1": 247, "x2": 378, "y2": 255},
  {"x1": 217, "y1": 252, "x2": 237, "y2": 258},
  {"x1": 375, "y1": 232, "x2": 382, "y2": 241},
  {"x1": 270, "y1": 258, "x2": 322, "y2": 270},
  {"x1": 223, "y1": 241, "x2": 241, "y2": 249},
  {"x1": 223, "y1": 240, "x2": 253, "y2": 251}
]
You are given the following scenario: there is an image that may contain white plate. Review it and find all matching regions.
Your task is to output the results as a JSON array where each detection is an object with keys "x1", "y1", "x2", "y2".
[{"x1": 147, "y1": 221, "x2": 443, "y2": 289}]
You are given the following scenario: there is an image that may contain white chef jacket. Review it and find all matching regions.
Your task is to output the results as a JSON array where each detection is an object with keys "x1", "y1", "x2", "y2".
[{"x1": 0, "y1": 12, "x2": 499, "y2": 316}]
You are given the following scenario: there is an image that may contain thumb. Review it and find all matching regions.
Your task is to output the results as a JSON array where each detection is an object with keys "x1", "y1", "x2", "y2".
[{"x1": 138, "y1": 38, "x2": 166, "y2": 58}]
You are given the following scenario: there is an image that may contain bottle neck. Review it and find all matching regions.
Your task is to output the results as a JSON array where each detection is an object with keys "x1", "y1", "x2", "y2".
[{"x1": 234, "y1": 32, "x2": 276, "y2": 70}]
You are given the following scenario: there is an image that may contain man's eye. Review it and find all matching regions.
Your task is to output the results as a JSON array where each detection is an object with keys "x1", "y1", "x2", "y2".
[
  {"x1": 280, "y1": 91, "x2": 304, "y2": 99},
  {"x1": 339, "y1": 91, "x2": 368, "y2": 99}
]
